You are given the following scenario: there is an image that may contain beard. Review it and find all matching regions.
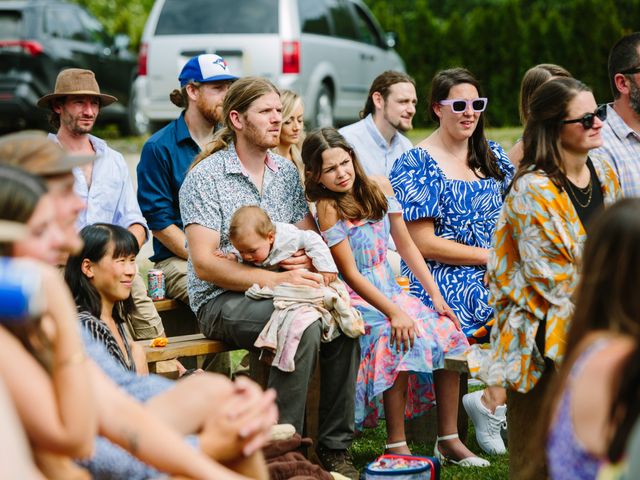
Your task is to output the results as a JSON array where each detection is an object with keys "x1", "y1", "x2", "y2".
[
  {"x1": 243, "y1": 117, "x2": 280, "y2": 149},
  {"x1": 629, "y1": 77, "x2": 640, "y2": 116},
  {"x1": 196, "y1": 95, "x2": 222, "y2": 126},
  {"x1": 384, "y1": 109, "x2": 413, "y2": 133},
  {"x1": 62, "y1": 113, "x2": 96, "y2": 135}
]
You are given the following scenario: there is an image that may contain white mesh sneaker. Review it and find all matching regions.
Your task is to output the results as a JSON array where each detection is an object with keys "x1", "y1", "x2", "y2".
[{"x1": 462, "y1": 390, "x2": 507, "y2": 455}]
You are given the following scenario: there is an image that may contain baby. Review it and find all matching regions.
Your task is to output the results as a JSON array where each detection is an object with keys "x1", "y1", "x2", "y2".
[{"x1": 219, "y1": 205, "x2": 338, "y2": 285}]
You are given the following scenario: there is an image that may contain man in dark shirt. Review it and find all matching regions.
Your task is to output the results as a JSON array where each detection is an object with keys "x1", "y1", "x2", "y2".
[{"x1": 137, "y1": 54, "x2": 237, "y2": 304}]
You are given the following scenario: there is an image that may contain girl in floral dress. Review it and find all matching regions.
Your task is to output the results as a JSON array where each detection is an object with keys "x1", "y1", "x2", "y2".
[{"x1": 301, "y1": 127, "x2": 488, "y2": 467}]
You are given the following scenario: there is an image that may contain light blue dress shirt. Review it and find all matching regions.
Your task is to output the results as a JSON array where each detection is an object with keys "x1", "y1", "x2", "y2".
[
  {"x1": 49, "y1": 133, "x2": 149, "y2": 239},
  {"x1": 339, "y1": 114, "x2": 413, "y2": 177}
]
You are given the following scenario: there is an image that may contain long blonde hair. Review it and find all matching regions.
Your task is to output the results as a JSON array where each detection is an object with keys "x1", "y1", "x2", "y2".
[
  {"x1": 278, "y1": 89, "x2": 305, "y2": 177},
  {"x1": 190, "y1": 77, "x2": 280, "y2": 170}
]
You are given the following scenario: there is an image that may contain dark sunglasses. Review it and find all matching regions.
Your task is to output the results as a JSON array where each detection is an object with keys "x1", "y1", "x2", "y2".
[
  {"x1": 618, "y1": 66, "x2": 640, "y2": 75},
  {"x1": 561, "y1": 104, "x2": 607, "y2": 129},
  {"x1": 439, "y1": 97, "x2": 488, "y2": 113}
]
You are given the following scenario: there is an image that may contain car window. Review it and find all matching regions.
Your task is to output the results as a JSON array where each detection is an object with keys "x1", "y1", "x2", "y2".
[
  {"x1": 45, "y1": 7, "x2": 88, "y2": 42},
  {"x1": 298, "y1": 0, "x2": 331, "y2": 35},
  {"x1": 326, "y1": 0, "x2": 358, "y2": 41},
  {"x1": 351, "y1": 3, "x2": 384, "y2": 48},
  {"x1": 0, "y1": 10, "x2": 23, "y2": 39},
  {"x1": 155, "y1": 0, "x2": 278, "y2": 35}
]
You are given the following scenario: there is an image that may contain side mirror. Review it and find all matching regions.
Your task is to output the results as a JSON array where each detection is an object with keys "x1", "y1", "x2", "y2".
[
  {"x1": 114, "y1": 33, "x2": 130, "y2": 52},
  {"x1": 385, "y1": 32, "x2": 397, "y2": 49}
]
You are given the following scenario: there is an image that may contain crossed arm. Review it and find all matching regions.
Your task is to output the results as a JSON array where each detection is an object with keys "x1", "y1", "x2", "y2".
[{"x1": 406, "y1": 218, "x2": 489, "y2": 266}]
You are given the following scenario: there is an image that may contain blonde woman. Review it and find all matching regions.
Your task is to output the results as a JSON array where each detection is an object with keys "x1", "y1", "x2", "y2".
[{"x1": 275, "y1": 90, "x2": 305, "y2": 176}]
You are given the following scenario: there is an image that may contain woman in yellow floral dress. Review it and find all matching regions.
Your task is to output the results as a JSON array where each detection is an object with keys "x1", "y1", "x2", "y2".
[{"x1": 468, "y1": 77, "x2": 622, "y2": 478}]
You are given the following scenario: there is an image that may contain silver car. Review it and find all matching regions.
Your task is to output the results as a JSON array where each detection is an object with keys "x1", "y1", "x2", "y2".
[{"x1": 132, "y1": 0, "x2": 405, "y2": 133}]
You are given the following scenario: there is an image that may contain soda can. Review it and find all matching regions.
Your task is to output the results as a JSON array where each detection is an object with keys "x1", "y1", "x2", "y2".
[
  {"x1": 395, "y1": 275, "x2": 410, "y2": 293},
  {"x1": 0, "y1": 257, "x2": 44, "y2": 323},
  {"x1": 147, "y1": 269, "x2": 165, "y2": 301}
]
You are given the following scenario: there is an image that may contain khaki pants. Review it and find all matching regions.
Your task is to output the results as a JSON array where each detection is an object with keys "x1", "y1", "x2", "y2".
[
  {"x1": 154, "y1": 256, "x2": 189, "y2": 305},
  {"x1": 129, "y1": 273, "x2": 165, "y2": 340}
]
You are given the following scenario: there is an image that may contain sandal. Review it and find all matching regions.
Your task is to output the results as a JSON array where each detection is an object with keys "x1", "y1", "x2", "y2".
[
  {"x1": 384, "y1": 440, "x2": 408, "y2": 453},
  {"x1": 434, "y1": 433, "x2": 490, "y2": 467}
]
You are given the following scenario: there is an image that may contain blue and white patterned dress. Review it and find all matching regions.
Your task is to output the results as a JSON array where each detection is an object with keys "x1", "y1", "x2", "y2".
[{"x1": 389, "y1": 141, "x2": 514, "y2": 342}]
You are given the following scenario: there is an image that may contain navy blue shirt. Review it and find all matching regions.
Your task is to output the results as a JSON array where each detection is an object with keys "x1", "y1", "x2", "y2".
[{"x1": 137, "y1": 113, "x2": 201, "y2": 262}]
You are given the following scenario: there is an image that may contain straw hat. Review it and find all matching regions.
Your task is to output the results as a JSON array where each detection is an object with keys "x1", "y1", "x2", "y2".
[
  {"x1": 0, "y1": 220, "x2": 27, "y2": 242},
  {"x1": 37, "y1": 68, "x2": 117, "y2": 109},
  {"x1": 0, "y1": 130, "x2": 93, "y2": 176}
]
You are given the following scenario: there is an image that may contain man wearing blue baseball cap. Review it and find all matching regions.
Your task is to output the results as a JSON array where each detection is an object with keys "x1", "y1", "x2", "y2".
[{"x1": 137, "y1": 54, "x2": 237, "y2": 311}]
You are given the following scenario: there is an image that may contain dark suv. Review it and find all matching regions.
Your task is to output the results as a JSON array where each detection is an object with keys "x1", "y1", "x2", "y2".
[{"x1": 0, "y1": 0, "x2": 140, "y2": 134}]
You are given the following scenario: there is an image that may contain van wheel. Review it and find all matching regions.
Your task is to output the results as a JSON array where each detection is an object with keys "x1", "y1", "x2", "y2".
[{"x1": 314, "y1": 84, "x2": 334, "y2": 128}]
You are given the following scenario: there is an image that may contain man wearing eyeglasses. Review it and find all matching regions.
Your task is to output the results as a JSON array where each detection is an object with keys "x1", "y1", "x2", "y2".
[
  {"x1": 595, "y1": 32, "x2": 640, "y2": 197},
  {"x1": 339, "y1": 71, "x2": 417, "y2": 177}
]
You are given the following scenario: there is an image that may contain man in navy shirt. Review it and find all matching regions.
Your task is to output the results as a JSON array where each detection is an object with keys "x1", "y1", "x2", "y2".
[{"x1": 137, "y1": 54, "x2": 237, "y2": 304}]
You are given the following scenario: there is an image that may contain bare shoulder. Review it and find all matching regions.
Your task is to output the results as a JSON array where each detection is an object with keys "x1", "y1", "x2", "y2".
[
  {"x1": 579, "y1": 334, "x2": 635, "y2": 375},
  {"x1": 369, "y1": 175, "x2": 394, "y2": 196},
  {"x1": 315, "y1": 199, "x2": 339, "y2": 231}
]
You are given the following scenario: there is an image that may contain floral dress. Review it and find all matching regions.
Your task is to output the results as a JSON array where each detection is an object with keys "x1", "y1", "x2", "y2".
[
  {"x1": 321, "y1": 197, "x2": 468, "y2": 430},
  {"x1": 390, "y1": 141, "x2": 515, "y2": 342}
]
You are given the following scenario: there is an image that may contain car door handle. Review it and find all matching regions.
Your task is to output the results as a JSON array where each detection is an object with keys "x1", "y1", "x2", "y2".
[{"x1": 360, "y1": 53, "x2": 375, "y2": 61}]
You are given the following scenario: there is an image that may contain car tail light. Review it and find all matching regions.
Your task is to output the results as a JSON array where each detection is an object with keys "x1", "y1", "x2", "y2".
[
  {"x1": 138, "y1": 42, "x2": 148, "y2": 76},
  {"x1": 0, "y1": 40, "x2": 44, "y2": 56},
  {"x1": 282, "y1": 40, "x2": 299, "y2": 74}
]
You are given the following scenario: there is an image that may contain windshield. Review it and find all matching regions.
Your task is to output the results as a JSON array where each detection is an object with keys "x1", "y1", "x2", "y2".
[{"x1": 155, "y1": 0, "x2": 278, "y2": 35}]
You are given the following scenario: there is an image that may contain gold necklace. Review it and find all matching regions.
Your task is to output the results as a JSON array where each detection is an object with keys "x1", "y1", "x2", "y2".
[{"x1": 565, "y1": 176, "x2": 593, "y2": 208}]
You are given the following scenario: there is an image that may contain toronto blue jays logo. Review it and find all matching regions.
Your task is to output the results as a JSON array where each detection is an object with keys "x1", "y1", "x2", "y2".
[{"x1": 212, "y1": 57, "x2": 228, "y2": 69}]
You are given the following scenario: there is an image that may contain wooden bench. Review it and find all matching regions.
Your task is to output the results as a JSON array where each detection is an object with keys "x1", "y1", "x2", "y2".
[
  {"x1": 148, "y1": 298, "x2": 473, "y2": 450},
  {"x1": 139, "y1": 333, "x2": 235, "y2": 373},
  {"x1": 152, "y1": 298, "x2": 183, "y2": 313},
  {"x1": 148, "y1": 298, "x2": 235, "y2": 375}
]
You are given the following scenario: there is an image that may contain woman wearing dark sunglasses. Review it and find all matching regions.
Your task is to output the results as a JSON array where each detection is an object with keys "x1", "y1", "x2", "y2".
[
  {"x1": 390, "y1": 68, "x2": 514, "y2": 458},
  {"x1": 469, "y1": 77, "x2": 621, "y2": 479}
]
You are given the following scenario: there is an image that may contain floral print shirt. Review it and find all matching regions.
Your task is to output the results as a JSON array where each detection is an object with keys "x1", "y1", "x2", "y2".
[
  {"x1": 179, "y1": 142, "x2": 308, "y2": 314},
  {"x1": 467, "y1": 154, "x2": 621, "y2": 392}
]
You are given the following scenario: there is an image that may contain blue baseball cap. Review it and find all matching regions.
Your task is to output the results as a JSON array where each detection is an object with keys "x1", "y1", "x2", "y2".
[{"x1": 178, "y1": 54, "x2": 238, "y2": 87}]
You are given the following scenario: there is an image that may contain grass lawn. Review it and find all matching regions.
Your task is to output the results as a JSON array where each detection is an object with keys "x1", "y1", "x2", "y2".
[
  {"x1": 407, "y1": 127, "x2": 523, "y2": 152},
  {"x1": 350, "y1": 385, "x2": 509, "y2": 479}
]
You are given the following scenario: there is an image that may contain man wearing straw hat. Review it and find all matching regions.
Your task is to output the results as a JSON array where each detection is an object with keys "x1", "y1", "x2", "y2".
[{"x1": 38, "y1": 68, "x2": 164, "y2": 340}]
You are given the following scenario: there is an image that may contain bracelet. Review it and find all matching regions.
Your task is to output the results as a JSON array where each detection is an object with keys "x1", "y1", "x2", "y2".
[{"x1": 56, "y1": 351, "x2": 86, "y2": 368}]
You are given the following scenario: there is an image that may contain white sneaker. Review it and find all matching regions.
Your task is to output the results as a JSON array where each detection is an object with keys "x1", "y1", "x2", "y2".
[{"x1": 462, "y1": 390, "x2": 507, "y2": 455}]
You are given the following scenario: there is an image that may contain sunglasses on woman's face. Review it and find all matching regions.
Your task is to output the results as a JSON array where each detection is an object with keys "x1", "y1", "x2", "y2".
[
  {"x1": 439, "y1": 97, "x2": 488, "y2": 113},
  {"x1": 562, "y1": 104, "x2": 607, "y2": 129}
]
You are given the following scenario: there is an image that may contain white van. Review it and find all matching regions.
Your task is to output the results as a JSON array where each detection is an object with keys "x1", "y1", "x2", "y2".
[{"x1": 132, "y1": 0, "x2": 405, "y2": 133}]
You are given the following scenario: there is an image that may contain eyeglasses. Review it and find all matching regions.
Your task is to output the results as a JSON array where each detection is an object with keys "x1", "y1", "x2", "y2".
[
  {"x1": 439, "y1": 97, "x2": 488, "y2": 113},
  {"x1": 618, "y1": 65, "x2": 640, "y2": 75},
  {"x1": 561, "y1": 104, "x2": 607, "y2": 129}
]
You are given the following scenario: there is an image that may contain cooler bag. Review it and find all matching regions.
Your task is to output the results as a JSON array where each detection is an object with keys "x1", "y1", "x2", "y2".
[{"x1": 363, "y1": 453, "x2": 440, "y2": 479}]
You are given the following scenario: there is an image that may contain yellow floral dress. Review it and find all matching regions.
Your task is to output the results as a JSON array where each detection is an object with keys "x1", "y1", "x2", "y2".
[{"x1": 467, "y1": 155, "x2": 621, "y2": 392}]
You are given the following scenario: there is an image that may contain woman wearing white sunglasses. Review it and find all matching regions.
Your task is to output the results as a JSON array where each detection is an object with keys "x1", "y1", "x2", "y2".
[{"x1": 390, "y1": 68, "x2": 514, "y2": 457}]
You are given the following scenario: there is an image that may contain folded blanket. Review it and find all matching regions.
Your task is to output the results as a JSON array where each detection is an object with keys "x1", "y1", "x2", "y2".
[
  {"x1": 249, "y1": 281, "x2": 364, "y2": 371},
  {"x1": 263, "y1": 434, "x2": 333, "y2": 480}
]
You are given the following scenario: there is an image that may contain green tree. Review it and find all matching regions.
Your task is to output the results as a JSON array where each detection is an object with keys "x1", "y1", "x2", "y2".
[{"x1": 70, "y1": 0, "x2": 155, "y2": 50}]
